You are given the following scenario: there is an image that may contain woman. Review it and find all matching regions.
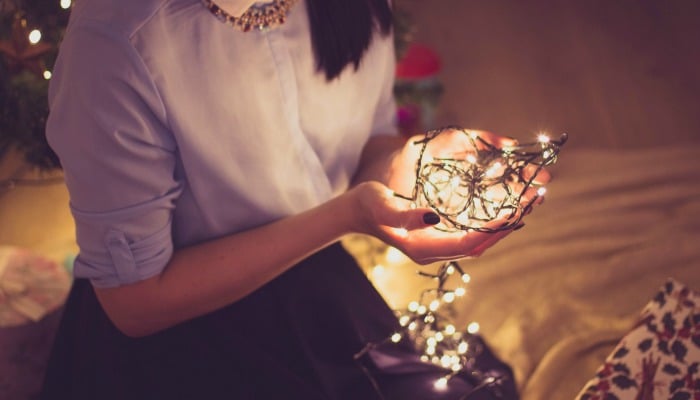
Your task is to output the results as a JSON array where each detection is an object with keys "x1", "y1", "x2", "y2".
[{"x1": 41, "y1": 0, "x2": 532, "y2": 398}]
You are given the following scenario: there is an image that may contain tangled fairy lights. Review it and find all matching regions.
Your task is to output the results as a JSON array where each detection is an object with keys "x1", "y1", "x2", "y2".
[
  {"x1": 392, "y1": 261, "x2": 481, "y2": 375},
  {"x1": 397, "y1": 126, "x2": 568, "y2": 233},
  {"x1": 356, "y1": 126, "x2": 568, "y2": 398},
  {"x1": 356, "y1": 257, "x2": 496, "y2": 398}
]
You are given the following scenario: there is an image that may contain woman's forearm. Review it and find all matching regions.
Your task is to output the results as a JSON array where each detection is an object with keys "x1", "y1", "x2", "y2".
[
  {"x1": 96, "y1": 134, "x2": 416, "y2": 338},
  {"x1": 95, "y1": 189, "x2": 360, "y2": 337}
]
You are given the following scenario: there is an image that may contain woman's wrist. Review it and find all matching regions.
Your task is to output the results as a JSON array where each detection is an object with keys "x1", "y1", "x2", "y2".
[
  {"x1": 339, "y1": 181, "x2": 397, "y2": 238},
  {"x1": 335, "y1": 183, "x2": 370, "y2": 236}
]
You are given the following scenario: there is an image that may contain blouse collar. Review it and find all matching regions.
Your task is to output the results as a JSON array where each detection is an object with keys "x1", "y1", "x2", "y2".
[{"x1": 214, "y1": 0, "x2": 257, "y2": 17}]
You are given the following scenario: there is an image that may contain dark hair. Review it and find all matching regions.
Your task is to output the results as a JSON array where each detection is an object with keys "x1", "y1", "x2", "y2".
[{"x1": 306, "y1": 0, "x2": 393, "y2": 81}]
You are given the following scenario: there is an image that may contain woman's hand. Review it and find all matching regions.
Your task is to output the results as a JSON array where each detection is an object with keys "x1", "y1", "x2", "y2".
[
  {"x1": 347, "y1": 181, "x2": 521, "y2": 265},
  {"x1": 351, "y1": 128, "x2": 552, "y2": 265}
]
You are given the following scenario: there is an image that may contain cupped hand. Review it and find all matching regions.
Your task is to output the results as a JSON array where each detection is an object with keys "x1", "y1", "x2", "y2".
[
  {"x1": 353, "y1": 128, "x2": 553, "y2": 264},
  {"x1": 348, "y1": 181, "x2": 520, "y2": 265}
]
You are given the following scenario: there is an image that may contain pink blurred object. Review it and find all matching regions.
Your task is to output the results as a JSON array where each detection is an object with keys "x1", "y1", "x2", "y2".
[
  {"x1": 394, "y1": 43, "x2": 444, "y2": 137},
  {"x1": 0, "y1": 247, "x2": 71, "y2": 327},
  {"x1": 396, "y1": 43, "x2": 442, "y2": 80}
]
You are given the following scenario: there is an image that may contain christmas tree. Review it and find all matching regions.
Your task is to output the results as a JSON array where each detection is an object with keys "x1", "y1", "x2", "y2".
[{"x1": 0, "y1": 0, "x2": 70, "y2": 169}]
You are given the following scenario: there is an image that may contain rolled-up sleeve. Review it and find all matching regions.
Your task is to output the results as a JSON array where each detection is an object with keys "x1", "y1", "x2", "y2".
[{"x1": 47, "y1": 21, "x2": 181, "y2": 288}]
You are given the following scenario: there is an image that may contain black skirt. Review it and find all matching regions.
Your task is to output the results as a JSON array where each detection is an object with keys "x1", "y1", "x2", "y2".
[{"x1": 41, "y1": 242, "x2": 518, "y2": 400}]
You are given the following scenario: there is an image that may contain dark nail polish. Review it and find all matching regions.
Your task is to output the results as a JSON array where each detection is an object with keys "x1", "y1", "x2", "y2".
[
  {"x1": 514, "y1": 223, "x2": 526, "y2": 231},
  {"x1": 423, "y1": 212, "x2": 440, "y2": 225}
]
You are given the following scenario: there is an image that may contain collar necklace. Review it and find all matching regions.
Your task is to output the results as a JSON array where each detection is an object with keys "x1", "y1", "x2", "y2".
[{"x1": 200, "y1": 0, "x2": 299, "y2": 32}]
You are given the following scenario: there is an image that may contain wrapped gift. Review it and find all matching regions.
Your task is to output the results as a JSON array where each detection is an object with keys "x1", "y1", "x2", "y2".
[
  {"x1": 0, "y1": 246, "x2": 71, "y2": 326},
  {"x1": 576, "y1": 279, "x2": 700, "y2": 400}
]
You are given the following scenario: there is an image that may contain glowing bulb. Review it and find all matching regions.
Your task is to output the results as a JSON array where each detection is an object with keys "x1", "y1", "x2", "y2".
[
  {"x1": 43, "y1": 70, "x2": 52, "y2": 80},
  {"x1": 446, "y1": 265, "x2": 455, "y2": 275},
  {"x1": 458, "y1": 341, "x2": 469, "y2": 354},
  {"x1": 434, "y1": 332, "x2": 444, "y2": 341},
  {"x1": 420, "y1": 355, "x2": 429, "y2": 362},
  {"x1": 537, "y1": 187, "x2": 547, "y2": 196},
  {"x1": 455, "y1": 287, "x2": 466, "y2": 297},
  {"x1": 537, "y1": 133, "x2": 550, "y2": 143},
  {"x1": 467, "y1": 322, "x2": 480, "y2": 334},
  {"x1": 429, "y1": 299, "x2": 440, "y2": 311},
  {"x1": 385, "y1": 247, "x2": 406, "y2": 264},
  {"x1": 399, "y1": 315, "x2": 410, "y2": 326},
  {"x1": 426, "y1": 337, "x2": 437, "y2": 347},
  {"x1": 426, "y1": 345, "x2": 436, "y2": 356},
  {"x1": 434, "y1": 377, "x2": 448, "y2": 391},
  {"x1": 461, "y1": 273, "x2": 471, "y2": 283},
  {"x1": 444, "y1": 324, "x2": 456, "y2": 335},
  {"x1": 392, "y1": 227, "x2": 408, "y2": 237},
  {"x1": 442, "y1": 292, "x2": 455, "y2": 303},
  {"x1": 485, "y1": 161, "x2": 502, "y2": 177},
  {"x1": 372, "y1": 265, "x2": 385, "y2": 279},
  {"x1": 466, "y1": 154, "x2": 477, "y2": 164},
  {"x1": 456, "y1": 213, "x2": 470, "y2": 226},
  {"x1": 408, "y1": 301, "x2": 419, "y2": 312},
  {"x1": 391, "y1": 333, "x2": 402, "y2": 343},
  {"x1": 467, "y1": 130, "x2": 478, "y2": 140},
  {"x1": 60, "y1": 0, "x2": 72, "y2": 8},
  {"x1": 417, "y1": 305, "x2": 427, "y2": 315},
  {"x1": 408, "y1": 322, "x2": 417, "y2": 331},
  {"x1": 28, "y1": 29, "x2": 41, "y2": 44},
  {"x1": 451, "y1": 364, "x2": 462, "y2": 372},
  {"x1": 440, "y1": 355, "x2": 451, "y2": 368}
]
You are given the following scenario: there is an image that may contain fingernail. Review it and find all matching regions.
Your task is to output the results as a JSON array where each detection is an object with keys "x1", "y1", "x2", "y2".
[
  {"x1": 423, "y1": 212, "x2": 440, "y2": 225},
  {"x1": 514, "y1": 223, "x2": 526, "y2": 231}
]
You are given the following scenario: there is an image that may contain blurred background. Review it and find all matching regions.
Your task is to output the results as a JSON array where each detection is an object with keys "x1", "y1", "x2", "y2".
[
  {"x1": 1, "y1": 0, "x2": 699, "y2": 399},
  {"x1": 399, "y1": 0, "x2": 700, "y2": 149}
]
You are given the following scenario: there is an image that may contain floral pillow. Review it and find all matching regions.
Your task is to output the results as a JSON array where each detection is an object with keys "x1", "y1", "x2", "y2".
[{"x1": 576, "y1": 279, "x2": 700, "y2": 400}]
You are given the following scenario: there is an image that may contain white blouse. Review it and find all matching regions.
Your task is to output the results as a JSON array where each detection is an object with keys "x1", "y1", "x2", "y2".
[{"x1": 47, "y1": 0, "x2": 397, "y2": 287}]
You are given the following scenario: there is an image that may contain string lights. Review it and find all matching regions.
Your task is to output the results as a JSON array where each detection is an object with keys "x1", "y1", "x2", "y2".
[
  {"x1": 398, "y1": 126, "x2": 568, "y2": 233},
  {"x1": 356, "y1": 126, "x2": 567, "y2": 398},
  {"x1": 0, "y1": 0, "x2": 72, "y2": 80},
  {"x1": 0, "y1": 0, "x2": 72, "y2": 168}
]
